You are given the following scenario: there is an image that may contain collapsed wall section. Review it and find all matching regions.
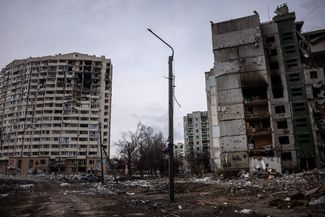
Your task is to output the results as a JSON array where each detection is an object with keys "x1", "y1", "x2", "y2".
[{"x1": 208, "y1": 15, "x2": 271, "y2": 171}]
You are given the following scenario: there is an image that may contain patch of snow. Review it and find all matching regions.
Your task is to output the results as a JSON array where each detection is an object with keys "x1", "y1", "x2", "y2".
[
  {"x1": 309, "y1": 196, "x2": 325, "y2": 206},
  {"x1": 123, "y1": 180, "x2": 153, "y2": 188},
  {"x1": 19, "y1": 184, "x2": 34, "y2": 189},
  {"x1": 126, "y1": 192, "x2": 135, "y2": 196},
  {"x1": 235, "y1": 209, "x2": 253, "y2": 214}
]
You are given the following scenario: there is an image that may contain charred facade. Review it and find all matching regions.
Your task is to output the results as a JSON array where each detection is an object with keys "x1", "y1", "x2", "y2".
[{"x1": 206, "y1": 4, "x2": 325, "y2": 172}]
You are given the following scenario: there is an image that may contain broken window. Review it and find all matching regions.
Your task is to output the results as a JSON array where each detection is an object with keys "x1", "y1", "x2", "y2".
[
  {"x1": 284, "y1": 45, "x2": 295, "y2": 54},
  {"x1": 270, "y1": 48, "x2": 277, "y2": 57},
  {"x1": 295, "y1": 118, "x2": 308, "y2": 128},
  {"x1": 48, "y1": 71, "x2": 56, "y2": 78},
  {"x1": 83, "y1": 72, "x2": 91, "y2": 89},
  {"x1": 288, "y1": 72, "x2": 300, "y2": 82},
  {"x1": 297, "y1": 134, "x2": 310, "y2": 144},
  {"x1": 277, "y1": 120, "x2": 288, "y2": 129},
  {"x1": 293, "y1": 102, "x2": 306, "y2": 112},
  {"x1": 287, "y1": 58, "x2": 298, "y2": 69},
  {"x1": 269, "y1": 62, "x2": 279, "y2": 70},
  {"x1": 275, "y1": 105, "x2": 285, "y2": 113},
  {"x1": 266, "y1": 36, "x2": 275, "y2": 43},
  {"x1": 271, "y1": 74, "x2": 284, "y2": 98},
  {"x1": 279, "y1": 136, "x2": 289, "y2": 144},
  {"x1": 312, "y1": 86, "x2": 321, "y2": 97},
  {"x1": 291, "y1": 87, "x2": 303, "y2": 96},
  {"x1": 281, "y1": 152, "x2": 292, "y2": 161},
  {"x1": 310, "y1": 71, "x2": 318, "y2": 79},
  {"x1": 282, "y1": 32, "x2": 294, "y2": 42}
]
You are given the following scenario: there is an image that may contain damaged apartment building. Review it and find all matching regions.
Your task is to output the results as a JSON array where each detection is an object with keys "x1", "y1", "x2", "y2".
[
  {"x1": 206, "y1": 4, "x2": 325, "y2": 173},
  {"x1": 0, "y1": 52, "x2": 112, "y2": 175}
]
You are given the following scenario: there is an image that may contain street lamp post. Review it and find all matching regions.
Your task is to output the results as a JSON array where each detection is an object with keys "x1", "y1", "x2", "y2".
[{"x1": 147, "y1": 28, "x2": 175, "y2": 202}]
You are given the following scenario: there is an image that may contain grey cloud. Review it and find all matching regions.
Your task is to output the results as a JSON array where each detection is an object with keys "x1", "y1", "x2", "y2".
[{"x1": 1, "y1": 0, "x2": 324, "y2": 156}]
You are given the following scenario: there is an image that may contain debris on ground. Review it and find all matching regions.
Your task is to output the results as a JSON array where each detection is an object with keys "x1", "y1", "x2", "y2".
[
  {"x1": 309, "y1": 196, "x2": 325, "y2": 207},
  {"x1": 60, "y1": 182, "x2": 70, "y2": 187},
  {"x1": 0, "y1": 169, "x2": 324, "y2": 217}
]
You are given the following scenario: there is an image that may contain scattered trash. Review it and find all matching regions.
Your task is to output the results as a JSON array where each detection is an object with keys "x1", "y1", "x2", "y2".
[
  {"x1": 0, "y1": 193, "x2": 10, "y2": 198},
  {"x1": 60, "y1": 182, "x2": 70, "y2": 187},
  {"x1": 309, "y1": 196, "x2": 325, "y2": 207},
  {"x1": 244, "y1": 181, "x2": 252, "y2": 187},
  {"x1": 284, "y1": 197, "x2": 291, "y2": 201},
  {"x1": 238, "y1": 170, "x2": 249, "y2": 178},
  {"x1": 178, "y1": 205, "x2": 182, "y2": 210},
  {"x1": 123, "y1": 180, "x2": 153, "y2": 188},
  {"x1": 304, "y1": 187, "x2": 320, "y2": 196},
  {"x1": 126, "y1": 192, "x2": 135, "y2": 196}
]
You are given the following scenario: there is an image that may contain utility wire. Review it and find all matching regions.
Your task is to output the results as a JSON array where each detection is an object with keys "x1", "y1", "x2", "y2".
[{"x1": 171, "y1": 58, "x2": 181, "y2": 108}]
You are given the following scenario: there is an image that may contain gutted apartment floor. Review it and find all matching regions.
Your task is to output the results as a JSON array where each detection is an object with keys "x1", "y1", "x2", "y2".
[{"x1": 0, "y1": 173, "x2": 324, "y2": 217}]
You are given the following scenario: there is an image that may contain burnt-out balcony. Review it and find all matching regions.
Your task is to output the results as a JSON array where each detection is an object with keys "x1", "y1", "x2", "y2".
[{"x1": 246, "y1": 119, "x2": 274, "y2": 156}]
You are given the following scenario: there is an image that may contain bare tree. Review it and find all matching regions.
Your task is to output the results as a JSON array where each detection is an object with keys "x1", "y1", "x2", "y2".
[
  {"x1": 115, "y1": 122, "x2": 169, "y2": 178},
  {"x1": 136, "y1": 125, "x2": 153, "y2": 178},
  {"x1": 151, "y1": 132, "x2": 167, "y2": 176},
  {"x1": 115, "y1": 123, "x2": 143, "y2": 177}
]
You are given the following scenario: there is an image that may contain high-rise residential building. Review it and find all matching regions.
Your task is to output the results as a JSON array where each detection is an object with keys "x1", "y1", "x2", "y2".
[
  {"x1": 206, "y1": 4, "x2": 325, "y2": 173},
  {"x1": 0, "y1": 52, "x2": 112, "y2": 175},
  {"x1": 183, "y1": 111, "x2": 210, "y2": 172}
]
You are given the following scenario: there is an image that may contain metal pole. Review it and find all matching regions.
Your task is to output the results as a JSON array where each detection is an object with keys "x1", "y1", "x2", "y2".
[
  {"x1": 147, "y1": 28, "x2": 175, "y2": 201},
  {"x1": 168, "y1": 55, "x2": 174, "y2": 202}
]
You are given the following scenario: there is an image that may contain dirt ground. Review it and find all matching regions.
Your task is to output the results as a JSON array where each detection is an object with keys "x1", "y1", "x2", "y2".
[{"x1": 0, "y1": 172, "x2": 324, "y2": 217}]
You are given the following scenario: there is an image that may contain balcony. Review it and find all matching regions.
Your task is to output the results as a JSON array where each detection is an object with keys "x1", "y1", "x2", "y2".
[{"x1": 245, "y1": 112, "x2": 270, "y2": 120}]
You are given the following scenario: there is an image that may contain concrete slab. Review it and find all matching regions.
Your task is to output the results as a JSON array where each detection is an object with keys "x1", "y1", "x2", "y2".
[
  {"x1": 218, "y1": 104, "x2": 245, "y2": 121},
  {"x1": 220, "y1": 119, "x2": 246, "y2": 136},
  {"x1": 214, "y1": 59, "x2": 241, "y2": 76},
  {"x1": 220, "y1": 135, "x2": 247, "y2": 152},
  {"x1": 213, "y1": 27, "x2": 261, "y2": 49},
  {"x1": 216, "y1": 73, "x2": 241, "y2": 90},
  {"x1": 238, "y1": 42, "x2": 264, "y2": 58},
  {"x1": 214, "y1": 47, "x2": 238, "y2": 62},
  {"x1": 217, "y1": 88, "x2": 243, "y2": 104}
]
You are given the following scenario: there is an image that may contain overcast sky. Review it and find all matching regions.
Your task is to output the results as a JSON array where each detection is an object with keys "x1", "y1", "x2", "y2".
[{"x1": 1, "y1": 0, "x2": 325, "y2": 156}]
